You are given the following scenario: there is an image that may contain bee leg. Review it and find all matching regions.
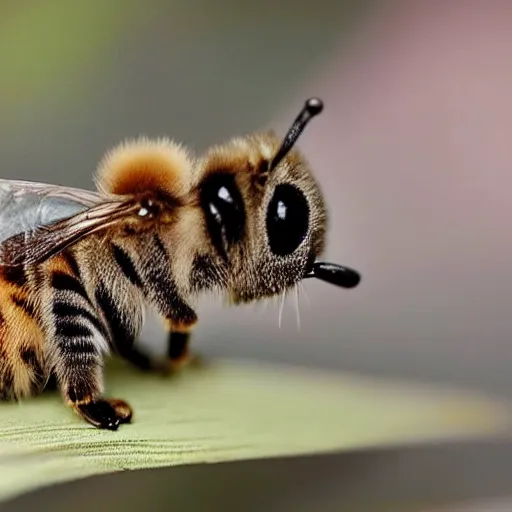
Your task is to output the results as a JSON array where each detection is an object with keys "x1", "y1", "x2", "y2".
[
  {"x1": 165, "y1": 321, "x2": 204, "y2": 375},
  {"x1": 116, "y1": 344, "x2": 155, "y2": 372},
  {"x1": 61, "y1": 363, "x2": 134, "y2": 430},
  {"x1": 51, "y1": 290, "x2": 133, "y2": 429},
  {"x1": 57, "y1": 349, "x2": 133, "y2": 430},
  {"x1": 74, "y1": 398, "x2": 132, "y2": 430}
]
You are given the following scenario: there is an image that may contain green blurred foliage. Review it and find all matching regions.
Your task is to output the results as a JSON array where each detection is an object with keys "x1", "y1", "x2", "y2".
[
  {"x1": 0, "y1": 0, "x2": 373, "y2": 125},
  {"x1": 0, "y1": 0, "x2": 144, "y2": 115}
]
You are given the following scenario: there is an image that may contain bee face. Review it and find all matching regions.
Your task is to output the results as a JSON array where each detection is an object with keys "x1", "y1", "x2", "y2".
[
  {"x1": 197, "y1": 131, "x2": 327, "y2": 304},
  {"x1": 191, "y1": 99, "x2": 360, "y2": 302}
]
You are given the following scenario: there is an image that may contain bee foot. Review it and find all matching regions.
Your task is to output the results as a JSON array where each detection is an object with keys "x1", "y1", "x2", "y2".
[{"x1": 75, "y1": 398, "x2": 133, "y2": 430}]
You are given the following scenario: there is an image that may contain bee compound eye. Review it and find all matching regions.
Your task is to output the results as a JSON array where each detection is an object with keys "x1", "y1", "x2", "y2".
[
  {"x1": 266, "y1": 184, "x2": 309, "y2": 256},
  {"x1": 199, "y1": 173, "x2": 246, "y2": 259}
]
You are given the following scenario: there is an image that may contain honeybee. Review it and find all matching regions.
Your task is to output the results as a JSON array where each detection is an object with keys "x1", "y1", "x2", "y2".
[{"x1": 0, "y1": 98, "x2": 361, "y2": 430}]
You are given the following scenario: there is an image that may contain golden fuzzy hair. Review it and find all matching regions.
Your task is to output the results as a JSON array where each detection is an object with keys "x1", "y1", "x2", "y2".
[{"x1": 95, "y1": 137, "x2": 194, "y2": 198}]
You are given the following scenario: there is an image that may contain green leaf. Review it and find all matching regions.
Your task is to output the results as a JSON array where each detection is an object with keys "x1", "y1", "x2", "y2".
[{"x1": 0, "y1": 358, "x2": 508, "y2": 502}]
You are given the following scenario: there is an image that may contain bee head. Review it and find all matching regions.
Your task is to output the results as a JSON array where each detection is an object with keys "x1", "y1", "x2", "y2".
[{"x1": 196, "y1": 98, "x2": 361, "y2": 304}]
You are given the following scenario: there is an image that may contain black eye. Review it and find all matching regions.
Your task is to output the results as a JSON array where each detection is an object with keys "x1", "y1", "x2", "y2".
[
  {"x1": 200, "y1": 173, "x2": 246, "y2": 260},
  {"x1": 266, "y1": 184, "x2": 309, "y2": 256}
]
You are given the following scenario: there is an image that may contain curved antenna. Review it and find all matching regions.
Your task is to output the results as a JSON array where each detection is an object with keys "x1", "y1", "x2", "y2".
[{"x1": 270, "y1": 98, "x2": 324, "y2": 171}]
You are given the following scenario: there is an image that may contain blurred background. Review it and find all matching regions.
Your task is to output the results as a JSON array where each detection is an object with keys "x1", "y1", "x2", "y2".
[
  {"x1": 3, "y1": 0, "x2": 512, "y2": 391},
  {"x1": 4, "y1": 0, "x2": 512, "y2": 398},
  {"x1": 3, "y1": 0, "x2": 512, "y2": 509}
]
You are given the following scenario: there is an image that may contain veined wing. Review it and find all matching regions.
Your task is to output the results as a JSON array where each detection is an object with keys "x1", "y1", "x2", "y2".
[
  {"x1": 0, "y1": 179, "x2": 103, "y2": 245},
  {"x1": 0, "y1": 179, "x2": 148, "y2": 268}
]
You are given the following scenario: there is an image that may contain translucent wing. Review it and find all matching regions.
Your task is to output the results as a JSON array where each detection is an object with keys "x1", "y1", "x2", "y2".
[
  {"x1": 0, "y1": 179, "x2": 103, "y2": 245},
  {"x1": 0, "y1": 179, "x2": 142, "y2": 267}
]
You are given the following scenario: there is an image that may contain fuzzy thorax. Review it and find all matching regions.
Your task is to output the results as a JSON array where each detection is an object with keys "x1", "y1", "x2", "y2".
[{"x1": 94, "y1": 137, "x2": 194, "y2": 199}]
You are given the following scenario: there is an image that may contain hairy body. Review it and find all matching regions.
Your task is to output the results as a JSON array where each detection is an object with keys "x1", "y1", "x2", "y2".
[{"x1": 0, "y1": 211, "x2": 207, "y2": 428}]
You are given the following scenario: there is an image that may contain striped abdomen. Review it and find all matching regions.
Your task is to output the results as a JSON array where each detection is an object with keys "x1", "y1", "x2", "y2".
[{"x1": 0, "y1": 264, "x2": 46, "y2": 400}]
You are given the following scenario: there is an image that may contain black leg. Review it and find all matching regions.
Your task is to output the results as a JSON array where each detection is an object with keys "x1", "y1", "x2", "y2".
[
  {"x1": 168, "y1": 330, "x2": 190, "y2": 361},
  {"x1": 116, "y1": 344, "x2": 155, "y2": 372},
  {"x1": 117, "y1": 319, "x2": 201, "y2": 376},
  {"x1": 166, "y1": 322, "x2": 206, "y2": 374}
]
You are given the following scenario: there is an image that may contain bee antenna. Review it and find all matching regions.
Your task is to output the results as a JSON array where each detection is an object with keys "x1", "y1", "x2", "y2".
[{"x1": 270, "y1": 98, "x2": 324, "y2": 172}]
